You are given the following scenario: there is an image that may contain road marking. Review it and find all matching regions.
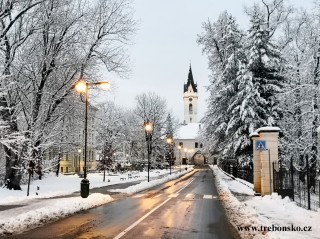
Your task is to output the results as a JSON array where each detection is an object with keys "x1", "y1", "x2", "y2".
[
  {"x1": 176, "y1": 178, "x2": 194, "y2": 193},
  {"x1": 113, "y1": 197, "x2": 172, "y2": 239},
  {"x1": 185, "y1": 193, "x2": 194, "y2": 198},
  {"x1": 203, "y1": 195, "x2": 213, "y2": 199},
  {"x1": 155, "y1": 194, "x2": 162, "y2": 198},
  {"x1": 132, "y1": 194, "x2": 145, "y2": 198},
  {"x1": 113, "y1": 178, "x2": 195, "y2": 239},
  {"x1": 168, "y1": 193, "x2": 178, "y2": 198}
]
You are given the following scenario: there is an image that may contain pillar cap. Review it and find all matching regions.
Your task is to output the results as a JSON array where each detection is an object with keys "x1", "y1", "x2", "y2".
[
  {"x1": 256, "y1": 126, "x2": 280, "y2": 133},
  {"x1": 249, "y1": 131, "x2": 259, "y2": 139}
]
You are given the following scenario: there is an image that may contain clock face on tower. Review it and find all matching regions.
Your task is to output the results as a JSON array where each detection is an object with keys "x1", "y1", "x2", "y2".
[{"x1": 189, "y1": 98, "x2": 192, "y2": 102}]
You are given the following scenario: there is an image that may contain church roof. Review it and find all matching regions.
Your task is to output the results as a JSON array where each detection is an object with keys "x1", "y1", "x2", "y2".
[
  {"x1": 183, "y1": 65, "x2": 198, "y2": 93},
  {"x1": 175, "y1": 123, "x2": 202, "y2": 140}
]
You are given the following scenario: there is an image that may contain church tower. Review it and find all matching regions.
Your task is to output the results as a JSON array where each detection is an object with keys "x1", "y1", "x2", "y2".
[{"x1": 183, "y1": 65, "x2": 198, "y2": 124}]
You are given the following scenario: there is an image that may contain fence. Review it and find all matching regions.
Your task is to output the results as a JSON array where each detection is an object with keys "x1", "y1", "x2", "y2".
[
  {"x1": 273, "y1": 159, "x2": 320, "y2": 211},
  {"x1": 220, "y1": 161, "x2": 253, "y2": 183},
  {"x1": 221, "y1": 159, "x2": 320, "y2": 211}
]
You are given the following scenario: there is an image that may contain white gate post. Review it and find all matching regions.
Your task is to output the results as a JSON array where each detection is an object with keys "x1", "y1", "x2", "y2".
[
  {"x1": 250, "y1": 132, "x2": 261, "y2": 194},
  {"x1": 256, "y1": 127, "x2": 280, "y2": 196}
]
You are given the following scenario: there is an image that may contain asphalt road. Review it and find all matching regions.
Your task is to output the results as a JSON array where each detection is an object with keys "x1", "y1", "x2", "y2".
[{"x1": 10, "y1": 167, "x2": 239, "y2": 239}]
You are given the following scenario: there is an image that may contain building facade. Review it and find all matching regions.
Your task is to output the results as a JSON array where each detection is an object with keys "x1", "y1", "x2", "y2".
[{"x1": 44, "y1": 98, "x2": 97, "y2": 174}]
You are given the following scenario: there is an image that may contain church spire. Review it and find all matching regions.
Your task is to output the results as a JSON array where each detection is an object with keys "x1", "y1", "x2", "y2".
[
  {"x1": 184, "y1": 64, "x2": 197, "y2": 93},
  {"x1": 183, "y1": 64, "x2": 198, "y2": 124}
]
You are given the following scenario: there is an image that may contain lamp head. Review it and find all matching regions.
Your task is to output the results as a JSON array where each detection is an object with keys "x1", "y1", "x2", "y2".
[
  {"x1": 75, "y1": 80, "x2": 87, "y2": 93},
  {"x1": 95, "y1": 81, "x2": 110, "y2": 90},
  {"x1": 144, "y1": 121, "x2": 153, "y2": 133}
]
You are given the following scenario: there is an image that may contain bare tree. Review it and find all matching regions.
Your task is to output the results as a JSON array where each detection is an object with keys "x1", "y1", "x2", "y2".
[
  {"x1": 0, "y1": 0, "x2": 136, "y2": 189},
  {"x1": 134, "y1": 92, "x2": 168, "y2": 167},
  {"x1": 96, "y1": 101, "x2": 126, "y2": 181},
  {"x1": 0, "y1": 0, "x2": 44, "y2": 190}
]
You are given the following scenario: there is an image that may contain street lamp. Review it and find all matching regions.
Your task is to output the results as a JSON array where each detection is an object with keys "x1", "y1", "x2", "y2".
[
  {"x1": 74, "y1": 79, "x2": 110, "y2": 198},
  {"x1": 78, "y1": 149, "x2": 82, "y2": 174},
  {"x1": 177, "y1": 145, "x2": 182, "y2": 172},
  {"x1": 166, "y1": 136, "x2": 173, "y2": 175},
  {"x1": 144, "y1": 121, "x2": 153, "y2": 182}
]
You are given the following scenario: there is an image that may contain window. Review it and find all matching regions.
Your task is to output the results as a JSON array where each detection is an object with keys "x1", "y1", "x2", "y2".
[
  {"x1": 200, "y1": 143, "x2": 203, "y2": 148},
  {"x1": 179, "y1": 142, "x2": 183, "y2": 148},
  {"x1": 66, "y1": 167, "x2": 69, "y2": 173},
  {"x1": 190, "y1": 117, "x2": 192, "y2": 123},
  {"x1": 189, "y1": 103, "x2": 193, "y2": 114},
  {"x1": 61, "y1": 167, "x2": 63, "y2": 173},
  {"x1": 195, "y1": 142, "x2": 198, "y2": 148}
]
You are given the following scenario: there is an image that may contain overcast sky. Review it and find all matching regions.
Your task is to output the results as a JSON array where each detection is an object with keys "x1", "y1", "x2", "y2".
[{"x1": 100, "y1": 0, "x2": 313, "y2": 123}]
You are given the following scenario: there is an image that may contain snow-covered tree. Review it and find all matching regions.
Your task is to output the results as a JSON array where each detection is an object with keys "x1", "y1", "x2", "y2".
[
  {"x1": 164, "y1": 113, "x2": 174, "y2": 166},
  {"x1": 96, "y1": 102, "x2": 126, "y2": 181},
  {"x1": 279, "y1": 8, "x2": 320, "y2": 187},
  {"x1": 134, "y1": 92, "x2": 168, "y2": 168},
  {"x1": 0, "y1": 0, "x2": 137, "y2": 189},
  {"x1": 0, "y1": 0, "x2": 44, "y2": 189},
  {"x1": 198, "y1": 1, "x2": 291, "y2": 167},
  {"x1": 197, "y1": 12, "x2": 247, "y2": 162}
]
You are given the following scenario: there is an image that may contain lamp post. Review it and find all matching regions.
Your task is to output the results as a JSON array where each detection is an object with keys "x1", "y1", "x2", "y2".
[
  {"x1": 178, "y1": 145, "x2": 182, "y2": 172},
  {"x1": 74, "y1": 80, "x2": 109, "y2": 198},
  {"x1": 78, "y1": 149, "x2": 82, "y2": 174},
  {"x1": 166, "y1": 136, "x2": 173, "y2": 175},
  {"x1": 144, "y1": 121, "x2": 153, "y2": 182}
]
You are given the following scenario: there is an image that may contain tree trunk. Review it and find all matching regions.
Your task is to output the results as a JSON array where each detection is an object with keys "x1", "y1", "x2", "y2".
[
  {"x1": 1, "y1": 95, "x2": 22, "y2": 190},
  {"x1": 4, "y1": 145, "x2": 22, "y2": 190}
]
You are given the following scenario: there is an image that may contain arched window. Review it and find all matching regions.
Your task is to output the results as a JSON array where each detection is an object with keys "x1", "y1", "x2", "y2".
[{"x1": 189, "y1": 103, "x2": 193, "y2": 114}]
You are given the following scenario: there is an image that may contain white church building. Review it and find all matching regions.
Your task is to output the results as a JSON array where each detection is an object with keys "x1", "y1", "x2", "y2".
[{"x1": 174, "y1": 65, "x2": 206, "y2": 165}]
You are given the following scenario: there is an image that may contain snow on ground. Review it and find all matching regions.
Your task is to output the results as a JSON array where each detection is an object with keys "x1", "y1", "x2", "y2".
[
  {"x1": 110, "y1": 167, "x2": 193, "y2": 194},
  {"x1": 0, "y1": 193, "x2": 113, "y2": 236},
  {"x1": 210, "y1": 165, "x2": 320, "y2": 239},
  {"x1": 0, "y1": 167, "x2": 192, "y2": 236},
  {"x1": 5, "y1": 164, "x2": 319, "y2": 239}
]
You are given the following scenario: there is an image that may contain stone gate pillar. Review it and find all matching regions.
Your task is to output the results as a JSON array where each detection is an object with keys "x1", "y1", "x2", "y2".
[
  {"x1": 250, "y1": 132, "x2": 261, "y2": 194},
  {"x1": 251, "y1": 127, "x2": 280, "y2": 196}
]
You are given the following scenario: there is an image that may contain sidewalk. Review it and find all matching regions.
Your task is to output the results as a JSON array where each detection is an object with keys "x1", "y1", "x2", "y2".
[{"x1": 210, "y1": 165, "x2": 320, "y2": 239}]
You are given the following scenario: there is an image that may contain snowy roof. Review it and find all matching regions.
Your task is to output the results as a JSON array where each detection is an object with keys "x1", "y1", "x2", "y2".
[
  {"x1": 256, "y1": 126, "x2": 280, "y2": 133},
  {"x1": 175, "y1": 123, "x2": 201, "y2": 140}
]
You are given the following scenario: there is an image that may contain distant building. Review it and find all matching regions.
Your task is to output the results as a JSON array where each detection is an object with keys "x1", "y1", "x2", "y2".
[
  {"x1": 174, "y1": 65, "x2": 207, "y2": 165},
  {"x1": 175, "y1": 123, "x2": 205, "y2": 165},
  {"x1": 44, "y1": 96, "x2": 97, "y2": 174}
]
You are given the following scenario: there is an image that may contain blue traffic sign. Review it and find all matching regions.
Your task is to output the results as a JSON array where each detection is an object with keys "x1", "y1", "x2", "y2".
[{"x1": 255, "y1": 140, "x2": 266, "y2": 151}]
